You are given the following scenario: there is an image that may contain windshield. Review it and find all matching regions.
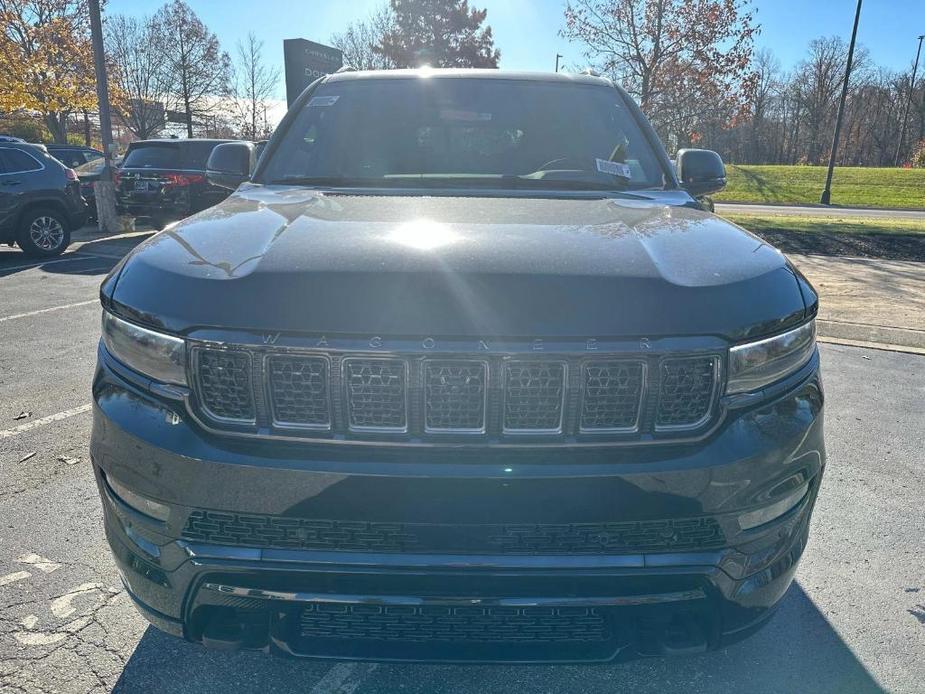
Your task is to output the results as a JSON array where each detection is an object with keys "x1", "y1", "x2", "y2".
[{"x1": 260, "y1": 77, "x2": 666, "y2": 191}]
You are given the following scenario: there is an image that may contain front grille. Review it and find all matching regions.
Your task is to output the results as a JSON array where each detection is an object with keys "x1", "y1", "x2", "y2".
[
  {"x1": 299, "y1": 604, "x2": 610, "y2": 643},
  {"x1": 423, "y1": 360, "x2": 487, "y2": 432},
  {"x1": 344, "y1": 358, "x2": 407, "y2": 431},
  {"x1": 580, "y1": 361, "x2": 645, "y2": 431},
  {"x1": 268, "y1": 355, "x2": 329, "y2": 427},
  {"x1": 189, "y1": 344, "x2": 721, "y2": 444},
  {"x1": 195, "y1": 349, "x2": 254, "y2": 422},
  {"x1": 181, "y1": 510, "x2": 726, "y2": 554},
  {"x1": 656, "y1": 357, "x2": 718, "y2": 428},
  {"x1": 503, "y1": 361, "x2": 566, "y2": 432}
]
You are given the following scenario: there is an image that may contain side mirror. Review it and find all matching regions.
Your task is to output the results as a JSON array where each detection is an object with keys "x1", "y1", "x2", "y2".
[
  {"x1": 676, "y1": 149, "x2": 726, "y2": 198},
  {"x1": 206, "y1": 142, "x2": 255, "y2": 190}
]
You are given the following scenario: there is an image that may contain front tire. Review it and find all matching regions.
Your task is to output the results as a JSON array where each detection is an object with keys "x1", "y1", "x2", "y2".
[{"x1": 16, "y1": 208, "x2": 71, "y2": 257}]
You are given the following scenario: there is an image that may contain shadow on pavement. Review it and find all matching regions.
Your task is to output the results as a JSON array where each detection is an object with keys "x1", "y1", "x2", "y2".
[
  {"x1": 111, "y1": 583, "x2": 884, "y2": 694},
  {"x1": 0, "y1": 250, "x2": 118, "y2": 279}
]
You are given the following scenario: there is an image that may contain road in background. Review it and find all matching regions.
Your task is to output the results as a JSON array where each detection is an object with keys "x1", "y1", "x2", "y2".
[{"x1": 1, "y1": 246, "x2": 924, "y2": 693}]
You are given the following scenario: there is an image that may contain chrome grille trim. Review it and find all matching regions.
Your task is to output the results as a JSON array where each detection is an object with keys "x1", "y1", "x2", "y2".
[
  {"x1": 578, "y1": 360, "x2": 646, "y2": 434},
  {"x1": 265, "y1": 354, "x2": 332, "y2": 431},
  {"x1": 654, "y1": 356, "x2": 721, "y2": 432},
  {"x1": 191, "y1": 347, "x2": 256, "y2": 425},
  {"x1": 186, "y1": 341, "x2": 725, "y2": 447},
  {"x1": 422, "y1": 359, "x2": 489, "y2": 434},
  {"x1": 343, "y1": 357, "x2": 409, "y2": 433},
  {"x1": 502, "y1": 360, "x2": 567, "y2": 434}
]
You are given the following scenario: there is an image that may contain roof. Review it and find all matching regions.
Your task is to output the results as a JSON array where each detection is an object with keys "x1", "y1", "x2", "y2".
[{"x1": 325, "y1": 68, "x2": 612, "y2": 87}]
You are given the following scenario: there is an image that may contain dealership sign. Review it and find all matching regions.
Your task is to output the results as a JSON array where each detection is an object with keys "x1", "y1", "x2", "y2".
[{"x1": 284, "y1": 39, "x2": 344, "y2": 106}]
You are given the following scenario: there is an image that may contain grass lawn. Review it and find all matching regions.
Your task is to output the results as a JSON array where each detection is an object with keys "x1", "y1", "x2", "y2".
[
  {"x1": 722, "y1": 213, "x2": 925, "y2": 236},
  {"x1": 713, "y1": 165, "x2": 925, "y2": 209}
]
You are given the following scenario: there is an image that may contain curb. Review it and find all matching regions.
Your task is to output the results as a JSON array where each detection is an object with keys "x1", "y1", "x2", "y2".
[{"x1": 816, "y1": 319, "x2": 925, "y2": 356}]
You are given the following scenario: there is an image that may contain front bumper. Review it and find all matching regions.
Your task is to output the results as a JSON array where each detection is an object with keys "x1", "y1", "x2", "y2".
[{"x1": 91, "y1": 349, "x2": 825, "y2": 663}]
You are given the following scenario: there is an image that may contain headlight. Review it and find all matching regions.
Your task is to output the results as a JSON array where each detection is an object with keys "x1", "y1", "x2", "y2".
[
  {"x1": 726, "y1": 320, "x2": 816, "y2": 394},
  {"x1": 101, "y1": 311, "x2": 187, "y2": 386}
]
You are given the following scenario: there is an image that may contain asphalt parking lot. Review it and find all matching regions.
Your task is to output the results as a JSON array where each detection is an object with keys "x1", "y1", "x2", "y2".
[{"x1": 1, "y1": 243, "x2": 924, "y2": 693}]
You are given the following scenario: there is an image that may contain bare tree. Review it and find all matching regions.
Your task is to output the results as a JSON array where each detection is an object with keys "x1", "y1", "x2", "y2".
[
  {"x1": 331, "y1": 4, "x2": 396, "y2": 70},
  {"x1": 230, "y1": 32, "x2": 279, "y2": 140},
  {"x1": 155, "y1": 0, "x2": 230, "y2": 138},
  {"x1": 105, "y1": 14, "x2": 168, "y2": 139}
]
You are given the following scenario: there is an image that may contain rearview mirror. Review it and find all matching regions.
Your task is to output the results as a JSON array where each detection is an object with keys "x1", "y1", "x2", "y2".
[
  {"x1": 206, "y1": 142, "x2": 255, "y2": 190},
  {"x1": 676, "y1": 149, "x2": 726, "y2": 198}
]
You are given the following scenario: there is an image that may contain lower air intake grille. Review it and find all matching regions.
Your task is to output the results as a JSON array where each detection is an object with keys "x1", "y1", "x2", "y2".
[
  {"x1": 268, "y1": 355, "x2": 329, "y2": 426},
  {"x1": 656, "y1": 357, "x2": 718, "y2": 428},
  {"x1": 344, "y1": 358, "x2": 407, "y2": 431},
  {"x1": 503, "y1": 361, "x2": 566, "y2": 432},
  {"x1": 299, "y1": 604, "x2": 610, "y2": 643},
  {"x1": 195, "y1": 349, "x2": 254, "y2": 422}
]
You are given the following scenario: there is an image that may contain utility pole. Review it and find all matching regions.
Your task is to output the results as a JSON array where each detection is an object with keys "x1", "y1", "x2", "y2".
[
  {"x1": 555, "y1": 54, "x2": 563, "y2": 73},
  {"x1": 895, "y1": 34, "x2": 924, "y2": 167},
  {"x1": 88, "y1": 0, "x2": 119, "y2": 233},
  {"x1": 820, "y1": 0, "x2": 863, "y2": 205}
]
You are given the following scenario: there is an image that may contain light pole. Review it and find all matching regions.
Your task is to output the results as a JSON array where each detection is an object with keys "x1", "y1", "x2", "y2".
[
  {"x1": 820, "y1": 0, "x2": 863, "y2": 205},
  {"x1": 88, "y1": 0, "x2": 119, "y2": 233},
  {"x1": 555, "y1": 54, "x2": 563, "y2": 73},
  {"x1": 895, "y1": 34, "x2": 924, "y2": 167}
]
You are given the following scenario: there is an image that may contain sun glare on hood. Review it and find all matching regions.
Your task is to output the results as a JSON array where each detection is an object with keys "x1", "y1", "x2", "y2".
[{"x1": 386, "y1": 219, "x2": 461, "y2": 251}]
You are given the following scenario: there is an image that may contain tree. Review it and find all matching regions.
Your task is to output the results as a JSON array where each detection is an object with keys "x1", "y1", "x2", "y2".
[
  {"x1": 0, "y1": 0, "x2": 99, "y2": 142},
  {"x1": 374, "y1": 0, "x2": 500, "y2": 69},
  {"x1": 230, "y1": 32, "x2": 279, "y2": 141},
  {"x1": 331, "y1": 4, "x2": 395, "y2": 70},
  {"x1": 561, "y1": 0, "x2": 758, "y2": 148},
  {"x1": 155, "y1": 0, "x2": 230, "y2": 138},
  {"x1": 105, "y1": 13, "x2": 169, "y2": 139}
]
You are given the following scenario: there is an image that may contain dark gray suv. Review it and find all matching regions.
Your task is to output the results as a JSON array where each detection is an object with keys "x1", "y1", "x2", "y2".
[{"x1": 0, "y1": 143, "x2": 87, "y2": 256}]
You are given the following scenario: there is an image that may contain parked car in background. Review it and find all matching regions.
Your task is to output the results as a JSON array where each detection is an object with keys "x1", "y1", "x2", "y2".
[
  {"x1": 0, "y1": 134, "x2": 26, "y2": 143},
  {"x1": 0, "y1": 142, "x2": 86, "y2": 256},
  {"x1": 46, "y1": 144, "x2": 104, "y2": 169},
  {"x1": 115, "y1": 139, "x2": 236, "y2": 229}
]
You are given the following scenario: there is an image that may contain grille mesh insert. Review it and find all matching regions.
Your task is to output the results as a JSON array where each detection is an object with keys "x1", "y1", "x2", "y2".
[
  {"x1": 299, "y1": 604, "x2": 610, "y2": 643},
  {"x1": 503, "y1": 361, "x2": 565, "y2": 431},
  {"x1": 181, "y1": 510, "x2": 727, "y2": 554},
  {"x1": 657, "y1": 357, "x2": 717, "y2": 428},
  {"x1": 344, "y1": 359, "x2": 407, "y2": 430},
  {"x1": 268, "y1": 355, "x2": 329, "y2": 426},
  {"x1": 580, "y1": 361, "x2": 644, "y2": 431},
  {"x1": 196, "y1": 349, "x2": 254, "y2": 421},
  {"x1": 424, "y1": 360, "x2": 487, "y2": 432}
]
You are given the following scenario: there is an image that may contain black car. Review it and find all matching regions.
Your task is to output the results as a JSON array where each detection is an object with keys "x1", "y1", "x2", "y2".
[
  {"x1": 45, "y1": 143, "x2": 104, "y2": 169},
  {"x1": 116, "y1": 138, "x2": 235, "y2": 229},
  {"x1": 92, "y1": 70, "x2": 823, "y2": 663},
  {"x1": 0, "y1": 143, "x2": 87, "y2": 256}
]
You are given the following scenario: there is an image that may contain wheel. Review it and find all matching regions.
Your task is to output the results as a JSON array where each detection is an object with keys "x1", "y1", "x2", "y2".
[{"x1": 16, "y1": 208, "x2": 71, "y2": 257}]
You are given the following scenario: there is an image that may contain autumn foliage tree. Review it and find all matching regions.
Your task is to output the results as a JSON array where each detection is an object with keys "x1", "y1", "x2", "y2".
[
  {"x1": 0, "y1": 0, "x2": 99, "y2": 142},
  {"x1": 375, "y1": 0, "x2": 500, "y2": 69},
  {"x1": 562, "y1": 0, "x2": 758, "y2": 149}
]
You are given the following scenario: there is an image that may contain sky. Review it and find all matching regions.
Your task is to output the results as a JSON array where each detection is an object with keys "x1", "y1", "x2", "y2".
[{"x1": 110, "y1": 0, "x2": 925, "y2": 103}]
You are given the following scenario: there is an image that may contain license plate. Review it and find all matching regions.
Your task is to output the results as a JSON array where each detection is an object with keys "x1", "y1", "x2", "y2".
[{"x1": 135, "y1": 181, "x2": 159, "y2": 193}]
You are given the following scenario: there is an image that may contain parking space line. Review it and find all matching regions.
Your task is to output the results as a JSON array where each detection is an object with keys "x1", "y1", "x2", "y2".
[
  {"x1": 0, "y1": 299, "x2": 98, "y2": 324},
  {"x1": 0, "y1": 404, "x2": 92, "y2": 439},
  {"x1": 0, "y1": 253, "x2": 112, "y2": 273},
  {"x1": 0, "y1": 571, "x2": 32, "y2": 586}
]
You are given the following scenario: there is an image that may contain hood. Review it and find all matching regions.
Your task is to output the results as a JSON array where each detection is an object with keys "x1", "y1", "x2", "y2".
[{"x1": 108, "y1": 185, "x2": 807, "y2": 341}]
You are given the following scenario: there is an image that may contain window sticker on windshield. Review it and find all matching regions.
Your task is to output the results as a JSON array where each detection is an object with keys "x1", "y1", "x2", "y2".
[
  {"x1": 308, "y1": 96, "x2": 340, "y2": 107},
  {"x1": 440, "y1": 109, "x2": 492, "y2": 122},
  {"x1": 595, "y1": 158, "x2": 632, "y2": 179}
]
